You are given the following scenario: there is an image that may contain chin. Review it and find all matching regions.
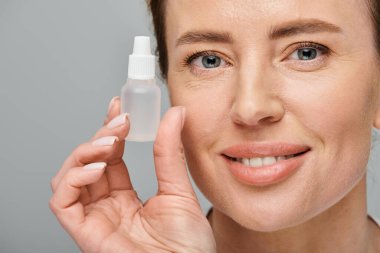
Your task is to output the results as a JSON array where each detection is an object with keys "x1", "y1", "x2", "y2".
[
  {"x1": 233, "y1": 207, "x2": 315, "y2": 232},
  {"x1": 219, "y1": 195, "x2": 317, "y2": 232},
  {"x1": 212, "y1": 169, "x2": 366, "y2": 233}
]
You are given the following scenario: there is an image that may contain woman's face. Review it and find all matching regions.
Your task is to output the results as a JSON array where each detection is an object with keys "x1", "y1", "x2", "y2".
[{"x1": 165, "y1": 0, "x2": 380, "y2": 231}]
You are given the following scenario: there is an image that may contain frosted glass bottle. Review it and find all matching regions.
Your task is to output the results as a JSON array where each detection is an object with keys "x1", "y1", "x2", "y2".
[
  {"x1": 121, "y1": 78, "x2": 161, "y2": 141},
  {"x1": 120, "y1": 36, "x2": 161, "y2": 142}
]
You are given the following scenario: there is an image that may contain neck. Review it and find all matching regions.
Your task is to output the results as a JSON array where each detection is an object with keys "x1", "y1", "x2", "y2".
[{"x1": 209, "y1": 177, "x2": 376, "y2": 253}]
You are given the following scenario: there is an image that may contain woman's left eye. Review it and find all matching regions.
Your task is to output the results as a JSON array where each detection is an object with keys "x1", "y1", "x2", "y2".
[{"x1": 288, "y1": 43, "x2": 329, "y2": 61}]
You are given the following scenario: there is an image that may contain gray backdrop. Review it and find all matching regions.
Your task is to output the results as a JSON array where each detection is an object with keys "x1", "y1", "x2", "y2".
[{"x1": 0, "y1": 1, "x2": 378, "y2": 252}]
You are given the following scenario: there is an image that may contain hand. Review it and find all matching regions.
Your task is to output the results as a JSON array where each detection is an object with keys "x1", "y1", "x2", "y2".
[{"x1": 49, "y1": 97, "x2": 216, "y2": 253}]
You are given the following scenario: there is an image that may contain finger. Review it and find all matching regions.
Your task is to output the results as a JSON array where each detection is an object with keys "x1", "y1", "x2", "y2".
[
  {"x1": 52, "y1": 96, "x2": 126, "y2": 189},
  {"x1": 49, "y1": 162, "x2": 107, "y2": 232},
  {"x1": 52, "y1": 99, "x2": 131, "y2": 194},
  {"x1": 97, "y1": 96, "x2": 129, "y2": 143},
  {"x1": 91, "y1": 112, "x2": 130, "y2": 142},
  {"x1": 87, "y1": 173, "x2": 109, "y2": 202},
  {"x1": 51, "y1": 136, "x2": 123, "y2": 192},
  {"x1": 104, "y1": 96, "x2": 121, "y2": 126},
  {"x1": 153, "y1": 106, "x2": 196, "y2": 198},
  {"x1": 86, "y1": 159, "x2": 135, "y2": 204},
  {"x1": 105, "y1": 159, "x2": 134, "y2": 192},
  {"x1": 85, "y1": 140, "x2": 134, "y2": 196},
  {"x1": 78, "y1": 187, "x2": 91, "y2": 206},
  {"x1": 53, "y1": 137, "x2": 134, "y2": 197}
]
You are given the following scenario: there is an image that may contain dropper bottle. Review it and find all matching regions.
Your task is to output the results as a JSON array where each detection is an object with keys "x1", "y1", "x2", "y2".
[{"x1": 121, "y1": 36, "x2": 161, "y2": 142}]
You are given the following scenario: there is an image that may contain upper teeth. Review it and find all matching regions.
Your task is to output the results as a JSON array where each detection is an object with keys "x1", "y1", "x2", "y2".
[{"x1": 236, "y1": 155, "x2": 295, "y2": 167}]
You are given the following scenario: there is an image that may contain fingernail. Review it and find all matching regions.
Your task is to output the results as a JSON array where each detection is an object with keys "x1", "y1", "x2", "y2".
[
  {"x1": 107, "y1": 113, "x2": 129, "y2": 129},
  {"x1": 92, "y1": 136, "x2": 119, "y2": 146},
  {"x1": 107, "y1": 96, "x2": 119, "y2": 115},
  {"x1": 83, "y1": 162, "x2": 107, "y2": 170}
]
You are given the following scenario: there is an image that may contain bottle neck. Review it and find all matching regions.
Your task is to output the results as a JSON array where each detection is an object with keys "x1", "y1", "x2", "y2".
[{"x1": 127, "y1": 78, "x2": 156, "y2": 85}]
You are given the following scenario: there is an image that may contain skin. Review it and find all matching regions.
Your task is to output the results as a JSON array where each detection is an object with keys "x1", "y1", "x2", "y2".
[
  {"x1": 50, "y1": 0, "x2": 380, "y2": 252},
  {"x1": 165, "y1": 0, "x2": 380, "y2": 252}
]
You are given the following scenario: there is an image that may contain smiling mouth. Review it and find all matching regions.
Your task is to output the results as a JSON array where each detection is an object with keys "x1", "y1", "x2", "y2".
[{"x1": 223, "y1": 150, "x2": 309, "y2": 168}]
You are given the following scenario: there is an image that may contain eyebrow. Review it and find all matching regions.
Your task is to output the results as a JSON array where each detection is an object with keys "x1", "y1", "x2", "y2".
[
  {"x1": 269, "y1": 19, "x2": 343, "y2": 40},
  {"x1": 175, "y1": 19, "x2": 342, "y2": 47},
  {"x1": 175, "y1": 31, "x2": 233, "y2": 47}
]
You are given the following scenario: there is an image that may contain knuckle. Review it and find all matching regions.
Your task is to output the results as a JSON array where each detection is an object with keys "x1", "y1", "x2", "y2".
[
  {"x1": 103, "y1": 152, "x2": 113, "y2": 162},
  {"x1": 50, "y1": 177, "x2": 58, "y2": 192},
  {"x1": 99, "y1": 146, "x2": 114, "y2": 159},
  {"x1": 153, "y1": 140, "x2": 184, "y2": 159},
  {"x1": 49, "y1": 196, "x2": 58, "y2": 212},
  {"x1": 65, "y1": 170, "x2": 79, "y2": 187},
  {"x1": 73, "y1": 141, "x2": 119, "y2": 165},
  {"x1": 107, "y1": 157, "x2": 124, "y2": 166},
  {"x1": 113, "y1": 145, "x2": 124, "y2": 159},
  {"x1": 72, "y1": 143, "x2": 87, "y2": 165},
  {"x1": 153, "y1": 141, "x2": 169, "y2": 158}
]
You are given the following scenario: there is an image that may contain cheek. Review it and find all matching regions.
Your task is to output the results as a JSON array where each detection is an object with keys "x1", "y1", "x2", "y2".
[
  {"x1": 286, "y1": 75, "x2": 371, "y2": 136},
  {"x1": 168, "y1": 78, "x2": 233, "y2": 145},
  {"x1": 167, "y1": 77, "x2": 235, "y2": 195},
  {"x1": 283, "y1": 59, "x2": 375, "y2": 152},
  {"x1": 282, "y1": 69, "x2": 374, "y2": 211}
]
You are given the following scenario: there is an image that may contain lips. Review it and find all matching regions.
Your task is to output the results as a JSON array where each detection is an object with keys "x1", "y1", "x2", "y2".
[
  {"x1": 222, "y1": 142, "x2": 310, "y2": 159},
  {"x1": 221, "y1": 142, "x2": 311, "y2": 186}
]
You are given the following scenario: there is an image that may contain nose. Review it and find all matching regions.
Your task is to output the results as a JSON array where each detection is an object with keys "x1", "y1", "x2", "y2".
[{"x1": 230, "y1": 68, "x2": 285, "y2": 127}]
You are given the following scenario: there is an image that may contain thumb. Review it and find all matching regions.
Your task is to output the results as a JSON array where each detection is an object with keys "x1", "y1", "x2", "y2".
[{"x1": 153, "y1": 106, "x2": 195, "y2": 198}]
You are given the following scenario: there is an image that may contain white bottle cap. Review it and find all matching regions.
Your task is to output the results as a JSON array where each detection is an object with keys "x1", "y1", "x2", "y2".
[{"x1": 128, "y1": 36, "x2": 155, "y2": 80}]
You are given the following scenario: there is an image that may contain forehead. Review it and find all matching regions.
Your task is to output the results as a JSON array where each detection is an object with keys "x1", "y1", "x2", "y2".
[{"x1": 165, "y1": 0, "x2": 371, "y2": 48}]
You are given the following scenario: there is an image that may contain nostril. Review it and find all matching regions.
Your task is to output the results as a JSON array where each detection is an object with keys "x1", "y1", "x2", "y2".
[{"x1": 231, "y1": 111, "x2": 284, "y2": 128}]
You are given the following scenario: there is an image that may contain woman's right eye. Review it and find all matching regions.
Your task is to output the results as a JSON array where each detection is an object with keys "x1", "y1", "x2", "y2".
[
  {"x1": 185, "y1": 51, "x2": 229, "y2": 70},
  {"x1": 193, "y1": 55, "x2": 223, "y2": 68}
]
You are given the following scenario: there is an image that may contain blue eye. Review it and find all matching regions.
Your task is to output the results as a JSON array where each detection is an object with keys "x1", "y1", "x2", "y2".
[
  {"x1": 296, "y1": 48, "x2": 318, "y2": 60},
  {"x1": 288, "y1": 43, "x2": 329, "y2": 61},
  {"x1": 201, "y1": 55, "x2": 221, "y2": 68},
  {"x1": 185, "y1": 51, "x2": 227, "y2": 70}
]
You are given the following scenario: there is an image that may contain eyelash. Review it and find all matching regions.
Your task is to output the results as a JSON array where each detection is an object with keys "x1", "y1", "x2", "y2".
[{"x1": 181, "y1": 41, "x2": 331, "y2": 73}]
